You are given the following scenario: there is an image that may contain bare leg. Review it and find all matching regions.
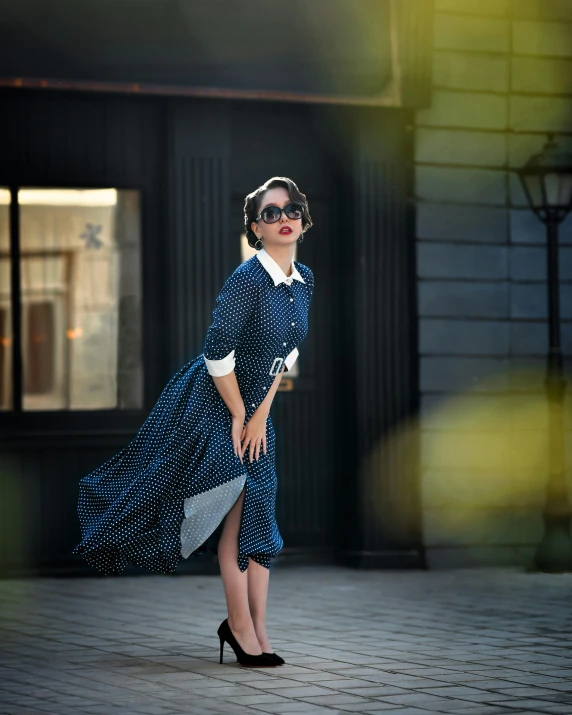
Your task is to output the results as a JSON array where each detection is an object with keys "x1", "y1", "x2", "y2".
[
  {"x1": 247, "y1": 559, "x2": 273, "y2": 652},
  {"x1": 217, "y1": 486, "x2": 262, "y2": 655}
]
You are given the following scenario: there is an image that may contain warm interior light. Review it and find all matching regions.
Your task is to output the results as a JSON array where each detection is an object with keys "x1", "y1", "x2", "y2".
[
  {"x1": 66, "y1": 327, "x2": 84, "y2": 340},
  {"x1": 0, "y1": 188, "x2": 118, "y2": 206},
  {"x1": 18, "y1": 189, "x2": 118, "y2": 206}
]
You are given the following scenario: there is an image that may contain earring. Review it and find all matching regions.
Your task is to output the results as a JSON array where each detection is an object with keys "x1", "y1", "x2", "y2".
[{"x1": 255, "y1": 237, "x2": 263, "y2": 250}]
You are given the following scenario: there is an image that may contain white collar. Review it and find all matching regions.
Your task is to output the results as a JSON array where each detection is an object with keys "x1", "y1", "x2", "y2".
[{"x1": 255, "y1": 247, "x2": 305, "y2": 286}]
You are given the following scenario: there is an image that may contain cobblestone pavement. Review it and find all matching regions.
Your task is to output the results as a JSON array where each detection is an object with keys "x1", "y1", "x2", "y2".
[{"x1": 1, "y1": 565, "x2": 571, "y2": 715}]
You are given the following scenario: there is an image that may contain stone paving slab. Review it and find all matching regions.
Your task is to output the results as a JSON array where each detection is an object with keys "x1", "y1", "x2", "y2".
[{"x1": 1, "y1": 566, "x2": 571, "y2": 715}]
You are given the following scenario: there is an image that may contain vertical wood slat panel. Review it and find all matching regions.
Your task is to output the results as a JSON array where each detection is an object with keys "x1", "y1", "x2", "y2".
[
  {"x1": 352, "y1": 109, "x2": 421, "y2": 560},
  {"x1": 274, "y1": 389, "x2": 334, "y2": 550},
  {"x1": 166, "y1": 101, "x2": 231, "y2": 374}
]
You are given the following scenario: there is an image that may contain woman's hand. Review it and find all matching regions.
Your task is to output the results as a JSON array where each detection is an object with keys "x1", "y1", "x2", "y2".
[
  {"x1": 240, "y1": 408, "x2": 269, "y2": 463},
  {"x1": 231, "y1": 412, "x2": 246, "y2": 462}
]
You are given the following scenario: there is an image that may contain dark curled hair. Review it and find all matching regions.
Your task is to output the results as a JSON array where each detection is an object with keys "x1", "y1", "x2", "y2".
[{"x1": 244, "y1": 176, "x2": 313, "y2": 250}]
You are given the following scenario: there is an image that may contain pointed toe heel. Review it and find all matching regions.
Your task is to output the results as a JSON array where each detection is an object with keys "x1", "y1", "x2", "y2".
[{"x1": 217, "y1": 618, "x2": 277, "y2": 667}]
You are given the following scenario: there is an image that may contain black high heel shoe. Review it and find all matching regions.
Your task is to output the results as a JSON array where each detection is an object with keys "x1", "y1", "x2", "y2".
[
  {"x1": 217, "y1": 619, "x2": 277, "y2": 667},
  {"x1": 263, "y1": 651, "x2": 285, "y2": 665}
]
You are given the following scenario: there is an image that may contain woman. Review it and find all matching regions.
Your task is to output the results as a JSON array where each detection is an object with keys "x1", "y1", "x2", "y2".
[{"x1": 72, "y1": 176, "x2": 315, "y2": 668}]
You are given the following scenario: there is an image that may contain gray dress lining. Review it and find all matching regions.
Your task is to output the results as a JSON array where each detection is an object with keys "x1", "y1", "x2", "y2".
[{"x1": 180, "y1": 473, "x2": 247, "y2": 558}]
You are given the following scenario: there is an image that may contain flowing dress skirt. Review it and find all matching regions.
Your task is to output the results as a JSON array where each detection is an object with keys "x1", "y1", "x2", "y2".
[{"x1": 72, "y1": 355, "x2": 283, "y2": 575}]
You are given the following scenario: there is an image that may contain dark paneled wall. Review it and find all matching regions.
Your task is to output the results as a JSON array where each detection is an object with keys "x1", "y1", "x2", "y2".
[
  {"x1": 166, "y1": 100, "x2": 232, "y2": 372},
  {"x1": 341, "y1": 108, "x2": 423, "y2": 567},
  {"x1": 0, "y1": 91, "x2": 422, "y2": 575},
  {"x1": 0, "y1": 90, "x2": 166, "y2": 575}
]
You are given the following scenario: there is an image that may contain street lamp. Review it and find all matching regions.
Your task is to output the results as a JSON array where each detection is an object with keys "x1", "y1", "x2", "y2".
[{"x1": 517, "y1": 133, "x2": 572, "y2": 572}]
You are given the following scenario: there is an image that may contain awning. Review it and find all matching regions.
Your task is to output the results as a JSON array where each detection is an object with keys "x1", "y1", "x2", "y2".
[{"x1": 0, "y1": 0, "x2": 433, "y2": 107}]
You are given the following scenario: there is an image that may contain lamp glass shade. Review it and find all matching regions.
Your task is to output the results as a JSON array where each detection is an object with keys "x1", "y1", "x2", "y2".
[
  {"x1": 544, "y1": 172, "x2": 561, "y2": 206},
  {"x1": 518, "y1": 136, "x2": 572, "y2": 222},
  {"x1": 522, "y1": 172, "x2": 544, "y2": 210}
]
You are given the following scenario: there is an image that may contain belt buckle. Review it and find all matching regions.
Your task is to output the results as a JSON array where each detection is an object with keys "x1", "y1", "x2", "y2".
[{"x1": 269, "y1": 357, "x2": 284, "y2": 376}]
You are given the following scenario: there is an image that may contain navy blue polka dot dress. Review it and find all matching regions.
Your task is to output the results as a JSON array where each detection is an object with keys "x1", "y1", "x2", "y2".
[{"x1": 72, "y1": 247, "x2": 314, "y2": 576}]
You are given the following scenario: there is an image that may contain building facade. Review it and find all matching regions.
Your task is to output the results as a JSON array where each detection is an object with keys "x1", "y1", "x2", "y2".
[
  {"x1": 0, "y1": 0, "x2": 430, "y2": 576},
  {"x1": 415, "y1": 0, "x2": 572, "y2": 568},
  {"x1": 1, "y1": 0, "x2": 570, "y2": 576}
]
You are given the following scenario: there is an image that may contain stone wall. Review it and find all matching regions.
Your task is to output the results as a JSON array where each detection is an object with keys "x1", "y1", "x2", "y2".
[{"x1": 414, "y1": 0, "x2": 572, "y2": 567}]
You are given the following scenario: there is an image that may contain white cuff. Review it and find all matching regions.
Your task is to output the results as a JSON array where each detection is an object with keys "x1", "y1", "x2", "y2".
[
  {"x1": 284, "y1": 347, "x2": 299, "y2": 372},
  {"x1": 203, "y1": 349, "x2": 235, "y2": 376}
]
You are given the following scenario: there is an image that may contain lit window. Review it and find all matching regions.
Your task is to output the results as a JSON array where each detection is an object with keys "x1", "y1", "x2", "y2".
[
  {"x1": 0, "y1": 188, "x2": 143, "y2": 411},
  {"x1": 0, "y1": 188, "x2": 12, "y2": 409}
]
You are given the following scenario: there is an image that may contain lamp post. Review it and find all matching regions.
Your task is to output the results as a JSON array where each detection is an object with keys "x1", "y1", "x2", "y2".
[{"x1": 517, "y1": 133, "x2": 572, "y2": 572}]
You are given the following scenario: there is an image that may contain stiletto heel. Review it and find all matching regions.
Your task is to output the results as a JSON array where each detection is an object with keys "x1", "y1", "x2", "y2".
[{"x1": 217, "y1": 618, "x2": 277, "y2": 667}]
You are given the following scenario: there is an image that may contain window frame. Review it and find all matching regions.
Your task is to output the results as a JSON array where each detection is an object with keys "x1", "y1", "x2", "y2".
[{"x1": 0, "y1": 182, "x2": 152, "y2": 440}]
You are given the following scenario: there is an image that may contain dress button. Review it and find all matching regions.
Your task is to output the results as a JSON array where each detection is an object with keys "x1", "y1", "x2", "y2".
[
  {"x1": 291, "y1": 322, "x2": 295, "y2": 326},
  {"x1": 290, "y1": 298, "x2": 293, "y2": 302},
  {"x1": 283, "y1": 342, "x2": 287, "y2": 346}
]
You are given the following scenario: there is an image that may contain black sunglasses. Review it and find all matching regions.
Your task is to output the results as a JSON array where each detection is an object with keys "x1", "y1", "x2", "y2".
[{"x1": 255, "y1": 202, "x2": 304, "y2": 224}]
